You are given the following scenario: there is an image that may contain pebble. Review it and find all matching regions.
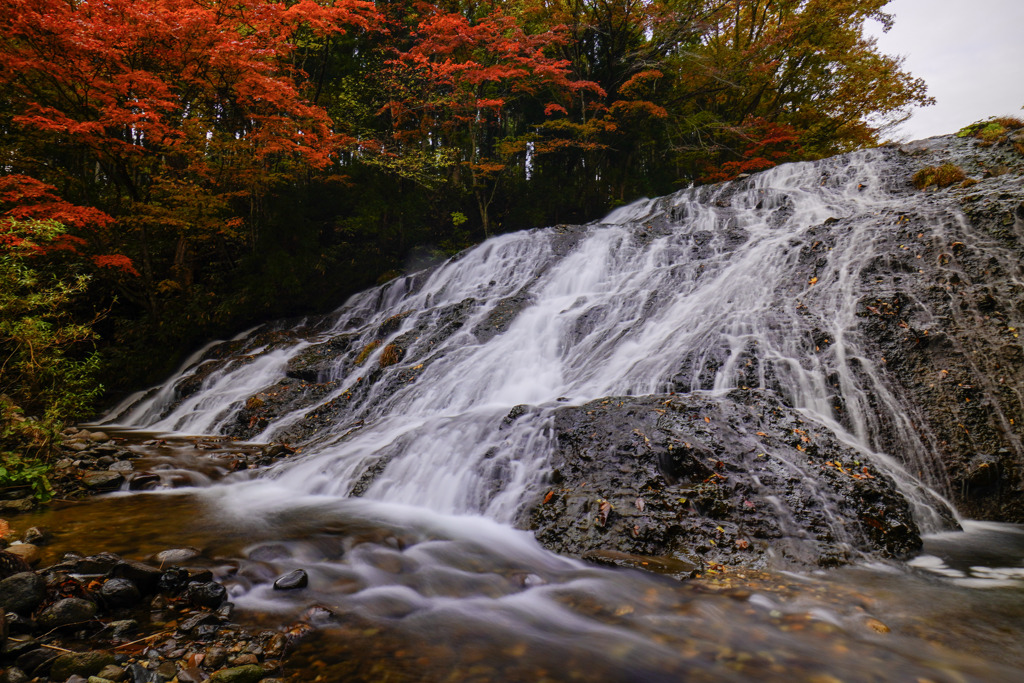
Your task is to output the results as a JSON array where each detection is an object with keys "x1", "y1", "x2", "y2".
[{"x1": 96, "y1": 664, "x2": 128, "y2": 681}]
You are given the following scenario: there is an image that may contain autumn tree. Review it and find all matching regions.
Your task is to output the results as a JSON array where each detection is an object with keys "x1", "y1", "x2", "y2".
[
  {"x1": 0, "y1": 0, "x2": 378, "y2": 312},
  {"x1": 376, "y1": 1, "x2": 602, "y2": 235}
]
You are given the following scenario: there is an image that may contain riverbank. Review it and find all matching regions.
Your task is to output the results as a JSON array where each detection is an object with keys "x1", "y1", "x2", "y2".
[{"x1": 1, "y1": 430, "x2": 310, "y2": 683}]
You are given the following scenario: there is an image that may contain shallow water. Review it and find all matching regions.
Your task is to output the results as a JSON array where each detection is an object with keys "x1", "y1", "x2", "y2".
[{"x1": 11, "y1": 443, "x2": 1024, "y2": 682}]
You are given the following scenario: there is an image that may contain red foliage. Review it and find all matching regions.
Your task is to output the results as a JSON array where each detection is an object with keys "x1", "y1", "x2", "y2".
[
  {"x1": 0, "y1": 176, "x2": 113, "y2": 231},
  {"x1": 92, "y1": 254, "x2": 141, "y2": 277},
  {"x1": 0, "y1": 0, "x2": 379, "y2": 171},
  {"x1": 700, "y1": 119, "x2": 803, "y2": 183}
]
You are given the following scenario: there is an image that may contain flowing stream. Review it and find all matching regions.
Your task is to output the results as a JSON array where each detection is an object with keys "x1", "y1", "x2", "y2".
[{"x1": 45, "y1": 146, "x2": 1024, "y2": 679}]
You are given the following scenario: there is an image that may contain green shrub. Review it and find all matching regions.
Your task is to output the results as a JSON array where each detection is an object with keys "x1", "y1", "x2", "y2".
[
  {"x1": 1, "y1": 219, "x2": 104, "y2": 500},
  {"x1": 912, "y1": 163, "x2": 967, "y2": 189}
]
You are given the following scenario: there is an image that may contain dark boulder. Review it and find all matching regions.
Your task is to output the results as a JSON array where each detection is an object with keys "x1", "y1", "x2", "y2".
[{"x1": 524, "y1": 391, "x2": 940, "y2": 570}]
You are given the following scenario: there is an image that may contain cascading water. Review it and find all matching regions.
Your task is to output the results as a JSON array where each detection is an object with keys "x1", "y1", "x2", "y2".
[
  {"x1": 78, "y1": 138, "x2": 1024, "y2": 680},
  {"x1": 110, "y1": 148, "x2": 954, "y2": 526}
]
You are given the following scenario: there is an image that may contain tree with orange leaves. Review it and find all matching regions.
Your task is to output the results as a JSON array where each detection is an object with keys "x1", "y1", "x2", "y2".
[{"x1": 0, "y1": 0, "x2": 379, "y2": 310}]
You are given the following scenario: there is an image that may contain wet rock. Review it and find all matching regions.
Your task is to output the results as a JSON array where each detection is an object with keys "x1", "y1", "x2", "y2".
[
  {"x1": 37, "y1": 597, "x2": 98, "y2": 629},
  {"x1": 299, "y1": 605, "x2": 335, "y2": 626},
  {"x1": 15, "y1": 647, "x2": 59, "y2": 677},
  {"x1": 157, "y1": 567, "x2": 192, "y2": 594},
  {"x1": 73, "y1": 552, "x2": 123, "y2": 576},
  {"x1": 49, "y1": 651, "x2": 116, "y2": 681},
  {"x1": 0, "y1": 498, "x2": 35, "y2": 514},
  {"x1": 2, "y1": 544, "x2": 40, "y2": 567},
  {"x1": 99, "y1": 577, "x2": 142, "y2": 607},
  {"x1": 179, "y1": 611, "x2": 221, "y2": 633},
  {"x1": 185, "y1": 581, "x2": 227, "y2": 608},
  {"x1": 22, "y1": 527, "x2": 50, "y2": 545},
  {"x1": 128, "y1": 473, "x2": 162, "y2": 490},
  {"x1": 127, "y1": 662, "x2": 162, "y2": 683},
  {"x1": 0, "y1": 550, "x2": 32, "y2": 579},
  {"x1": 526, "y1": 391, "x2": 931, "y2": 569},
  {"x1": 272, "y1": 569, "x2": 308, "y2": 590},
  {"x1": 176, "y1": 667, "x2": 208, "y2": 683},
  {"x1": 112, "y1": 559, "x2": 163, "y2": 592},
  {"x1": 0, "y1": 667, "x2": 29, "y2": 683},
  {"x1": 103, "y1": 619, "x2": 138, "y2": 640},
  {"x1": 284, "y1": 333, "x2": 356, "y2": 382},
  {"x1": 204, "y1": 648, "x2": 228, "y2": 669},
  {"x1": 155, "y1": 661, "x2": 177, "y2": 680},
  {"x1": 108, "y1": 460, "x2": 135, "y2": 473},
  {"x1": 95, "y1": 664, "x2": 127, "y2": 682},
  {"x1": 81, "y1": 471, "x2": 124, "y2": 490},
  {"x1": 0, "y1": 571, "x2": 47, "y2": 614},
  {"x1": 154, "y1": 547, "x2": 202, "y2": 565},
  {"x1": 207, "y1": 664, "x2": 265, "y2": 683}
]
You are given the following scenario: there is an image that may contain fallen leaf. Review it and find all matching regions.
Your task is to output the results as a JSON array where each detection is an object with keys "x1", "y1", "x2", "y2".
[
  {"x1": 809, "y1": 277, "x2": 818, "y2": 285},
  {"x1": 0, "y1": 519, "x2": 8, "y2": 538},
  {"x1": 543, "y1": 491, "x2": 554, "y2": 504}
]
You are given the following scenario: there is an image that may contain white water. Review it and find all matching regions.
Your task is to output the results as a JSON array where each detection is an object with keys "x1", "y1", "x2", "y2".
[{"x1": 108, "y1": 148, "x2": 956, "y2": 528}]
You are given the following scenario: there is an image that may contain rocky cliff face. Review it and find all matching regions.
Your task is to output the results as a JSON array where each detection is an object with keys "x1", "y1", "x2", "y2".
[{"x1": 851, "y1": 133, "x2": 1024, "y2": 521}]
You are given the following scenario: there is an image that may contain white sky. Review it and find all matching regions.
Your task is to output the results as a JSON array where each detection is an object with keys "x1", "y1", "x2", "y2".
[{"x1": 866, "y1": 0, "x2": 1024, "y2": 141}]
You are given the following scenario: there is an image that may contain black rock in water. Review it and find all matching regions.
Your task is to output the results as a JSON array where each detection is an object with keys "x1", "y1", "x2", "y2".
[{"x1": 273, "y1": 569, "x2": 309, "y2": 590}]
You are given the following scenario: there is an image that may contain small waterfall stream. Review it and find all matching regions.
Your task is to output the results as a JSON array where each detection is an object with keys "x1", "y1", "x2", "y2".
[{"x1": 75, "y1": 143, "x2": 1024, "y2": 680}]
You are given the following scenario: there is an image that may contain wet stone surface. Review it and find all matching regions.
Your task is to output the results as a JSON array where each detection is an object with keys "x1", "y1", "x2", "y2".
[{"x1": 525, "y1": 390, "x2": 936, "y2": 570}]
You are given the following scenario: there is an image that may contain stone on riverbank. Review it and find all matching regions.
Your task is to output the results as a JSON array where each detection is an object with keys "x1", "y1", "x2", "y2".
[
  {"x1": 49, "y1": 651, "x2": 116, "y2": 681},
  {"x1": 208, "y1": 664, "x2": 266, "y2": 683},
  {"x1": 37, "y1": 598, "x2": 98, "y2": 630},
  {"x1": 0, "y1": 571, "x2": 46, "y2": 614}
]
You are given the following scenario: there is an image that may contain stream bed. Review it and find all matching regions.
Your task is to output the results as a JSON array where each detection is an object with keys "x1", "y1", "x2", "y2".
[{"x1": 9, "y1": 433, "x2": 1024, "y2": 682}]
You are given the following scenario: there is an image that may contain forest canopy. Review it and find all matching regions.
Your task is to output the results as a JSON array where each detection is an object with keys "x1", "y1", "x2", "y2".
[{"x1": 0, "y1": 0, "x2": 931, "y2": 395}]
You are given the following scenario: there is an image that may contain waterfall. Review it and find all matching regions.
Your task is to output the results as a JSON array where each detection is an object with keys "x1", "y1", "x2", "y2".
[{"x1": 107, "y1": 146, "x2": 959, "y2": 530}]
